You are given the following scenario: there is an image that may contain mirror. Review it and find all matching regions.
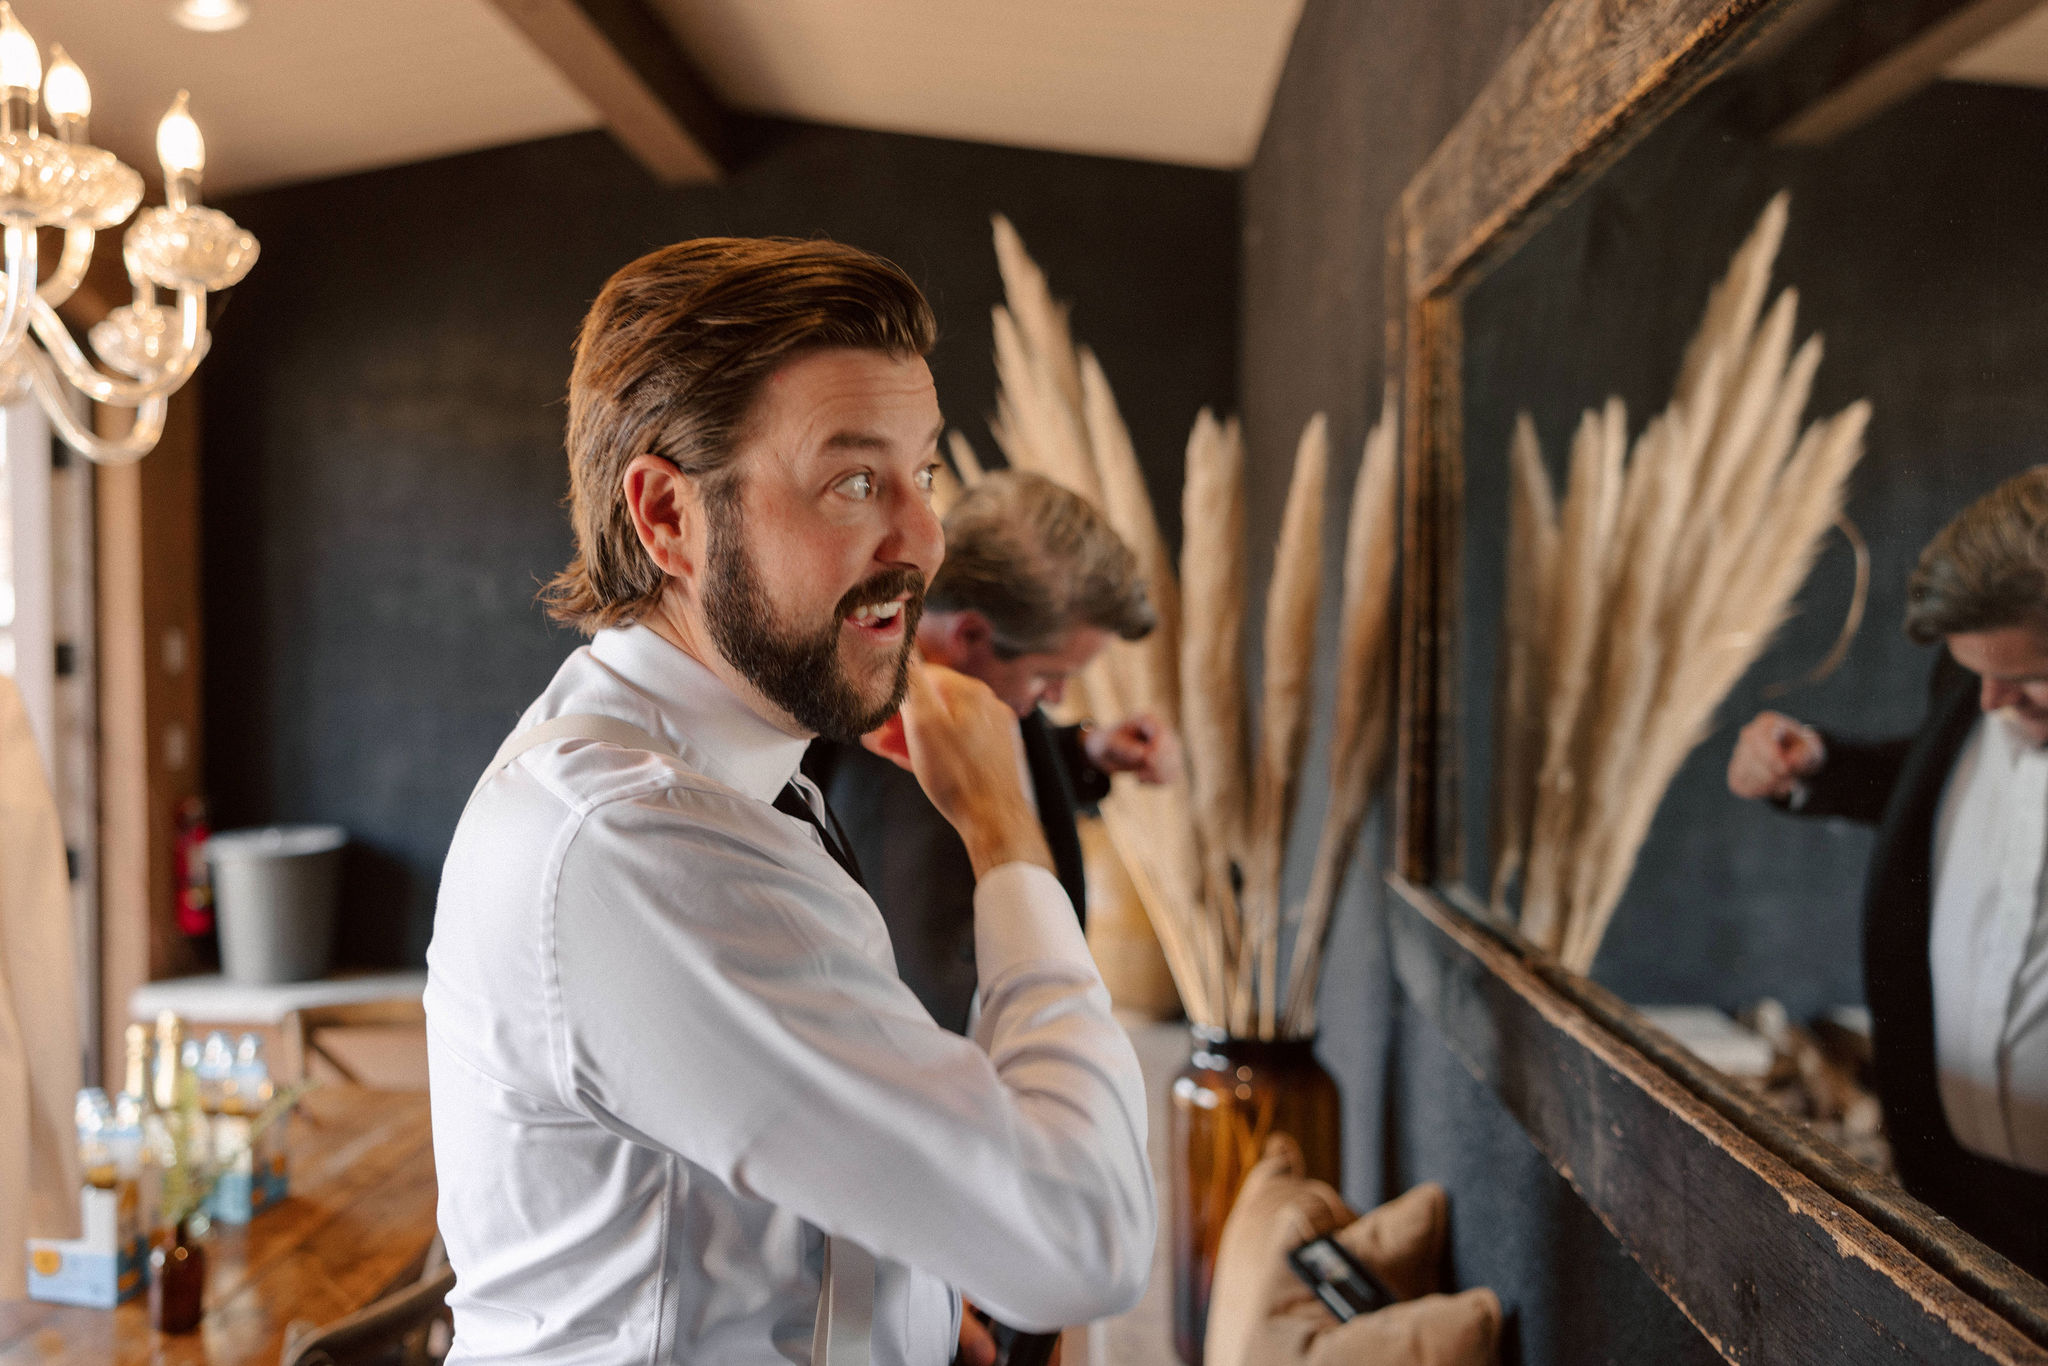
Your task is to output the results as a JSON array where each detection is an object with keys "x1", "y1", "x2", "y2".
[{"x1": 1450, "y1": 0, "x2": 2048, "y2": 1281}]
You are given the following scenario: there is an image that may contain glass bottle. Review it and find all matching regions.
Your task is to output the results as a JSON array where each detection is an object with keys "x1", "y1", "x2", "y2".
[
  {"x1": 151, "y1": 1011, "x2": 183, "y2": 1112},
  {"x1": 231, "y1": 1033, "x2": 273, "y2": 1114},
  {"x1": 1169, "y1": 1026, "x2": 1341, "y2": 1366},
  {"x1": 196, "y1": 1031, "x2": 233, "y2": 1113},
  {"x1": 74, "y1": 1088, "x2": 114, "y2": 1190},
  {"x1": 148, "y1": 1219, "x2": 206, "y2": 1333}
]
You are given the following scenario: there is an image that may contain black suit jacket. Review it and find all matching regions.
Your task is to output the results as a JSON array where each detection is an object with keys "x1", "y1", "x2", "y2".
[
  {"x1": 1797, "y1": 652, "x2": 2048, "y2": 1276},
  {"x1": 803, "y1": 712, "x2": 1107, "y2": 1034}
]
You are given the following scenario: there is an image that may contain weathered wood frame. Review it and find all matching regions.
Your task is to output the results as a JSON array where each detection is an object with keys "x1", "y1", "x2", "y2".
[{"x1": 1386, "y1": 0, "x2": 2048, "y2": 1359}]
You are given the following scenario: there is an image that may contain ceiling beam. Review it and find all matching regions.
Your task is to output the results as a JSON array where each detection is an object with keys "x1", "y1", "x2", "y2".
[
  {"x1": 484, "y1": 0, "x2": 728, "y2": 183},
  {"x1": 1773, "y1": 0, "x2": 2042, "y2": 145}
]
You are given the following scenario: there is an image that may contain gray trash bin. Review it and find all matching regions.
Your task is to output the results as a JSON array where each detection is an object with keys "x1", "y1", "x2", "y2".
[{"x1": 205, "y1": 825, "x2": 347, "y2": 984}]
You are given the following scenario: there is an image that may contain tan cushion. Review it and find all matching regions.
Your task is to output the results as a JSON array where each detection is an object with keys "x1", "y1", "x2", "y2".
[{"x1": 1205, "y1": 1135, "x2": 1500, "y2": 1366}]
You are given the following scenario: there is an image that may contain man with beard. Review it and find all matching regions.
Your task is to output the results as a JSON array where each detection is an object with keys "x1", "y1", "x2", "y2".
[
  {"x1": 1728, "y1": 465, "x2": 2048, "y2": 1276},
  {"x1": 424, "y1": 238, "x2": 1153, "y2": 1365}
]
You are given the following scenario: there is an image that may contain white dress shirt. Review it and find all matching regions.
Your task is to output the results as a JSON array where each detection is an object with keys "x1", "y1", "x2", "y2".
[
  {"x1": 425, "y1": 624, "x2": 1153, "y2": 1364},
  {"x1": 1930, "y1": 710, "x2": 2048, "y2": 1172}
]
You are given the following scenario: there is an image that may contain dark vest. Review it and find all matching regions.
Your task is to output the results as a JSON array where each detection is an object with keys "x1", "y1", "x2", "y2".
[{"x1": 803, "y1": 711, "x2": 1100, "y2": 1034}]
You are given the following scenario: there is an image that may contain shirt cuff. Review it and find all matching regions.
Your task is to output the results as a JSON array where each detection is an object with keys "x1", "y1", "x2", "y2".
[{"x1": 973, "y1": 861, "x2": 1095, "y2": 986}]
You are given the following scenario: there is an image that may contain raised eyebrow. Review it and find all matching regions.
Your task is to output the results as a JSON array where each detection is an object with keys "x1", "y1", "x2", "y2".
[
  {"x1": 818, "y1": 421, "x2": 948, "y2": 454},
  {"x1": 820, "y1": 431, "x2": 892, "y2": 453}
]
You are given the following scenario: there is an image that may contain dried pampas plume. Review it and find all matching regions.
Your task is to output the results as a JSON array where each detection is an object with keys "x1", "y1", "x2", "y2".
[
  {"x1": 1283, "y1": 396, "x2": 1401, "y2": 1035},
  {"x1": 976, "y1": 216, "x2": 1401, "y2": 1036},
  {"x1": 1495, "y1": 192, "x2": 1871, "y2": 973}
]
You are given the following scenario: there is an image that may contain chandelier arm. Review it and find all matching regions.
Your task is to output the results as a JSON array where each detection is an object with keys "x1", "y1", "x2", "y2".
[
  {"x1": 36, "y1": 227, "x2": 96, "y2": 308},
  {"x1": 27, "y1": 288, "x2": 208, "y2": 406},
  {"x1": 26, "y1": 345, "x2": 167, "y2": 466},
  {"x1": 0, "y1": 225, "x2": 38, "y2": 362}
]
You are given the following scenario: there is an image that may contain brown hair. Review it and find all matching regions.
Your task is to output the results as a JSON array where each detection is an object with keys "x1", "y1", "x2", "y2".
[
  {"x1": 929, "y1": 469, "x2": 1156, "y2": 655},
  {"x1": 542, "y1": 237, "x2": 937, "y2": 634},
  {"x1": 1905, "y1": 465, "x2": 2048, "y2": 643}
]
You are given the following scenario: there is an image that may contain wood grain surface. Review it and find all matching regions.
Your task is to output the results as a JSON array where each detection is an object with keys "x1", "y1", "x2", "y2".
[
  {"x1": 1398, "y1": 0, "x2": 1792, "y2": 300},
  {"x1": 0, "y1": 1086, "x2": 436, "y2": 1366}
]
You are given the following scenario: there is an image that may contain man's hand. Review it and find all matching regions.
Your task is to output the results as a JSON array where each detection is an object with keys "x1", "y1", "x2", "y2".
[
  {"x1": 956, "y1": 1306, "x2": 997, "y2": 1366},
  {"x1": 867, "y1": 660, "x2": 1056, "y2": 879},
  {"x1": 1084, "y1": 713, "x2": 1182, "y2": 786},
  {"x1": 1727, "y1": 711, "x2": 1826, "y2": 801}
]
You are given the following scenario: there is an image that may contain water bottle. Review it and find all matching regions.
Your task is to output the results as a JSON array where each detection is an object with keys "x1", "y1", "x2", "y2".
[
  {"x1": 75, "y1": 1087, "x2": 115, "y2": 1190},
  {"x1": 232, "y1": 1033, "x2": 274, "y2": 1112},
  {"x1": 198, "y1": 1031, "x2": 234, "y2": 1113}
]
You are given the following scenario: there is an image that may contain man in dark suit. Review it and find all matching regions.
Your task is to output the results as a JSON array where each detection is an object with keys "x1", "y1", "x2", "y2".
[
  {"x1": 806, "y1": 469, "x2": 1179, "y2": 1033},
  {"x1": 1729, "y1": 466, "x2": 2048, "y2": 1276}
]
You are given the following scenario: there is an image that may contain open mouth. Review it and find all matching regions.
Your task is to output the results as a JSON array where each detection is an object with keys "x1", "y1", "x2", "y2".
[{"x1": 844, "y1": 596, "x2": 909, "y2": 638}]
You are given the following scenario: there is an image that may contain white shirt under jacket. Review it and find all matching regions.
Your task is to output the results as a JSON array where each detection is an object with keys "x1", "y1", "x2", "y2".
[
  {"x1": 424, "y1": 624, "x2": 1154, "y2": 1365},
  {"x1": 1930, "y1": 710, "x2": 2048, "y2": 1173}
]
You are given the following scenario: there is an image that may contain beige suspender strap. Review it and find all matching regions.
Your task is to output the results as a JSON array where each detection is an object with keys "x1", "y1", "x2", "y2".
[
  {"x1": 472, "y1": 711, "x2": 876, "y2": 1365},
  {"x1": 811, "y1": 1236, "x2": 876, "y2": 1366},
  {"x1": 470, "y1": 713, "x2": 674, "y2": 801}
]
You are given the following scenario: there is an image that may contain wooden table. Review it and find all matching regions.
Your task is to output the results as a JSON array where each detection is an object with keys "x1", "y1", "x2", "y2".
[{"x1": 0, "y1": 1087, "x2": 436, "y2": 1366}]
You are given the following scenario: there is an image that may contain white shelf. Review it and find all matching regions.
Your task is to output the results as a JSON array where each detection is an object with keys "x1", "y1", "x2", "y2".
[{"x1": 129, "y1": 970, "x2": 426, "y2": 1026}]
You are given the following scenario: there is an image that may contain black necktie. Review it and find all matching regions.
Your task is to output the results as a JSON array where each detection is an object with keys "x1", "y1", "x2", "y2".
[{"x1": 775, "y1": 781, "x2": 866, "y2": 888}]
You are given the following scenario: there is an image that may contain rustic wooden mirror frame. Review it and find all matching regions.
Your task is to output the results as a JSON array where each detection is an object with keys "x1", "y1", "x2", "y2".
[{"x1": 1384, "y1": 1, "x2": 2048, "y2": 1360}]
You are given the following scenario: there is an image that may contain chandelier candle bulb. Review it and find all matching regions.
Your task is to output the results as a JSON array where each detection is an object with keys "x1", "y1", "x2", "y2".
[
  {"x1": 0, "y1": 4, "x2": 37, "y2": 136},
  {"x1": 42, "y1": 45, "x2": 87, "y2": 141},
  {"x1": 156, "y1": 91, "x2": 204, "y2": 208}
]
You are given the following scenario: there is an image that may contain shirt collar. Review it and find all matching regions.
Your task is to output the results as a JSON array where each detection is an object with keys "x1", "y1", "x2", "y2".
[{"x1": 587, "y1": 624, "x2": 810, "y2": 803}]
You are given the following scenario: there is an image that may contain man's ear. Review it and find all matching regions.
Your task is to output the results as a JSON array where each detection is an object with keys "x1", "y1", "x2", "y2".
[
  {"x1": 953, "y1": 611, "x2": 991, "y2": 651},
  {"x1": 623, "y1": 454, "x2": 702, "y2": 585}
]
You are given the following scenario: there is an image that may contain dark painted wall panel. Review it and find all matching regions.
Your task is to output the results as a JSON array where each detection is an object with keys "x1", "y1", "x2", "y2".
[
  {"x1": 1245, "y1": 0, "x2": 1724, "y2": 1360},
  {"x1": 203, "y1": 123, "x2": 1237, "y2": 965}
]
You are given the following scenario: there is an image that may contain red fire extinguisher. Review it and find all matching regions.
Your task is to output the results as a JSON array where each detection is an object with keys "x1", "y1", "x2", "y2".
[{"x1": 173, "y1": 796, "x2": 214, "y2": 937}]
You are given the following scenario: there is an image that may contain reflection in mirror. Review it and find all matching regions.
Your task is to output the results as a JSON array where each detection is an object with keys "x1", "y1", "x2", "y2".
[{"x1": 1454, "y1": 0, "x2": 2048, "y2": 1281}]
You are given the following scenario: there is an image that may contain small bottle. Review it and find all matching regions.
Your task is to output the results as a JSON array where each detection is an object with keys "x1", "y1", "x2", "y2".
[
  {"x1": 151, "y1": 1012, "x2": 183, "y2": 1113},
  {"x1": 197, "y1": 1031, "x2": 233, "y2": 1113},
  {"x1": 121, "y1": 1022, "x2": 154, "y2": 1116},
  {"x1": 232, "y1": 1033, "x2": 273, "y2": 1112},
  {"x1": 75, "y1": 1087, "x2": 115, "y2": 1190}
]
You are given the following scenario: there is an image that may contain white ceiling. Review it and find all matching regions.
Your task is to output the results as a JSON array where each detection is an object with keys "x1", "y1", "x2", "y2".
[
  {"x1": 14, "y1": 0, "x2": 598, "y2": 196},
  {"x1": 14, "y1": 0, "x2": 1303, "y2": 198},
  {"x1": 651, "y1": 0, "x2": 1306, "y2": 170},
  {"x1": 1946, "y1": 0, "x2": 2048, "y2": 86}
]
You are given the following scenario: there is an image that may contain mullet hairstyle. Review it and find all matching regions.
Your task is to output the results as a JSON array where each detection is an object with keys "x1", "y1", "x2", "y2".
[
  {"x1": 929, "y1": 469, "x2": 1156, "y2": 656},
  {"x1": 1906, "y1": 464, "x2": 2048, "y2": 644},
  {"x1": 543, "y1": 237, "x2": 938, "y2": 634}
]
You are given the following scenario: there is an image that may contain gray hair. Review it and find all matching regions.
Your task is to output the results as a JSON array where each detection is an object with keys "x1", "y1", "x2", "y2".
[
  {"x1": 929, "y1": 470, "x2": 1156, "y2": 656},
  {"x1": 1905, "y1": 465, "x2": 2048, "y2": 643}
]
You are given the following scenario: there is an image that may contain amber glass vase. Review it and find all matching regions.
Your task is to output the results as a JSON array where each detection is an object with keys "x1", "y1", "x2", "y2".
[
  {"x1": 149, "y1": 1220, "x2": 206, "y2": 1334},
  {"x1": 1169, "y1": 1025, "x2": 1340, "y2": 1365}
]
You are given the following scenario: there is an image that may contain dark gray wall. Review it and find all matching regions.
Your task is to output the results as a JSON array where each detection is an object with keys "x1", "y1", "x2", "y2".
[
  {"x1": 1245, "y1": 1, "x2": 1724, "y2": 1361},
  {"x1": 201, "y1": 123, "x2": 1237, "y2": 966},
  {"x1": 1457, "y1": 76, "x2": 2048, "y2": 1020}
]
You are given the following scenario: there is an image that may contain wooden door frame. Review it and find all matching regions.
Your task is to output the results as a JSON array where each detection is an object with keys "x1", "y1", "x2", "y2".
[{"x1": 1383, "y1": 0, "x2": 2048, "y2": 1358}]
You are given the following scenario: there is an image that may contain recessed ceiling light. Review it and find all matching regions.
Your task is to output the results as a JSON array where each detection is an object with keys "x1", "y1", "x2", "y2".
[{"x1": 169, "y1": 0, "x2": 249, "y2": 33}]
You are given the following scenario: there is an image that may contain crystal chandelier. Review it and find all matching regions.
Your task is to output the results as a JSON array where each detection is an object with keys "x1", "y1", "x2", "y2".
[{"x1": 0, "y1": 3, "x2": 257, "y2": 464}]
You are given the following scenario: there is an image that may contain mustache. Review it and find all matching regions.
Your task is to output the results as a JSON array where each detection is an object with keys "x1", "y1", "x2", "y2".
[{"x1": 836, "y1": 568, "x2": 926, "y2": 618}]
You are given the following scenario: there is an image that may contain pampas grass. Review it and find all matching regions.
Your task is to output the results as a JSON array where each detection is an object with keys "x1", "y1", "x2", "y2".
[
  {"x1": 1179, "y1": 410, "x2": 1250, "y2": 986},
  {"x1": 1497, "y1": 193, "x2": 1872, "y2": 973},
  {"x1": 1282, "y1": 397, "x2": 1401, "y2": 1035},
  {"x1": 1488, "y1": 414, "x2": 1558, "y2": 914},
  {"x1": 974, "y1": 216, "x2": 1401, "y2": 1037},
  {"x1": 1240, "y1": 416, "x2": 1328, "y2": 1035}
]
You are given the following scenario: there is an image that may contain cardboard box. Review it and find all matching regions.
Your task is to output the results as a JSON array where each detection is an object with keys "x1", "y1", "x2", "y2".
[{"x1": 26, "y1": 1183, "x2": 148, "y2": 1308}]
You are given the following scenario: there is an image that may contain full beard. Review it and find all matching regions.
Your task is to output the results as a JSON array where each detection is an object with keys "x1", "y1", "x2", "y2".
[{"x1": 702, "y1": 515, "x2": 924, "y2": 743}]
